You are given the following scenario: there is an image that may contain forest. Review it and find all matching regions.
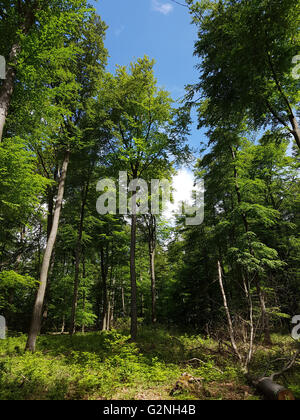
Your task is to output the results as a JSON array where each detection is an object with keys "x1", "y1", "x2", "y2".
[{"x1": 0, "y1": 0, "x2": 299, "y2": 402}]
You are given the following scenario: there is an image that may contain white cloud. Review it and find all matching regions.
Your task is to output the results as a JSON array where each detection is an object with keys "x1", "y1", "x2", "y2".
[
  {"x1": 152, "y1": 0, "x2": 174, "y2": 15},
  {"x1": 163, "y1": 168, "x2": 195, "y2": 222}
]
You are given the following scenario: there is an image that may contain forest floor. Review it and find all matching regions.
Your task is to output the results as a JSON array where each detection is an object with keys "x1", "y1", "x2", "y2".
[{"x1": 0, "y1": 325, "x2": 299, "y2": 400}]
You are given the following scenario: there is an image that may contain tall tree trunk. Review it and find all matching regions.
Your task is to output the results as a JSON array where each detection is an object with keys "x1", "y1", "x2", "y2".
[
  {"x1": 100, "y1": 248, "x2": 109, "y2": 331},
  {"x1": 140, "y1": 291, "x2": 144, "y2": 318},
  {"x1": 149, "y1": 245, "x2": 157, "y2": 324},
  {"x1": 108, "y1": 270, "x2": 116, "y2": 330},
  {"x1": 46, "y1": 187, "x2": 55, "y2": 241},
  {"x1": 145, "y1": 215, "x2": 157, "y2": 324},
  {"x1": 121, "y1": 285, "x2": 126, "y2": 317},
  {"x1": 256, "y1": 282, "x2": 272, "y2": 346},
  {"x1": 130, "y1": 212, "x2": 138, "y2": 341},
  {"x1": 242, "y1": 272, "x2": 255, "y2": 371},
  {"x1": 217, "y1": 261, "x2": 242, "y2": 363},
  {"x1": 96, "y1": 284, "x2": 102, "y2": 329},
  {"x1": 81, "y1": 291, "x2": 86, "y2": 333},
  {"x1": 70, "y1": 184, "x2": 89, "y2": 335},
  {"x1": 37, "y1": 222, "x2": 42, "y2": 277},
  {"x1": 109, "y1": 279, "x2": 116, "y2": 329},
  {"x1": 107, "y1": 300, "x2": 111, "y2": 331},
  {"x1": 7, "y1": 227, "x2": 25, "y2": 324},
  {"x1": 81, "y1": 257, "x2": 86, "y2": 334},
  {"x1": 150, "y1": 249, "x2": 156, "y2": 322},
  {"x1": 26, "y1": 150, "x2": 70, "y2": 352}
]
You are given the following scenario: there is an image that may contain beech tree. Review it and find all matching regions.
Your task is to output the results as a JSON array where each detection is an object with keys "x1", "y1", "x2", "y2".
[
  {"x1": 98, "y1": 57, "x2": 190, "y2": 340},
  {"x1": 25, "y1": 7, "x2": 108, "y2": 352},
  {"x1": 187, "y1": 0, "x2": 300, "y2": 148},
  {"x1": 0, "y1": 0, "x2": 94, "y2": 142}
]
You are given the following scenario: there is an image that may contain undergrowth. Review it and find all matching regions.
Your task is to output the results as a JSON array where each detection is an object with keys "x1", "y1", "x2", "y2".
[{"x1": 0, "y1": 326, "x2": 298, "y2": 400}]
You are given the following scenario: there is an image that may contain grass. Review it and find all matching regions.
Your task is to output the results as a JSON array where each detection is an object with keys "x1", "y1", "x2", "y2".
[{"x1": 0, "y1": 326, "x2": 299, "y2": 400}]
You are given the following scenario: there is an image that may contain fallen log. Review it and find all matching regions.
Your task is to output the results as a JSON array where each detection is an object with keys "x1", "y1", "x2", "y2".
[
  {"x1": 246, "y1": 349, "x2": 299, "y2": 400},
  {"x1": 255, "y1": 377, "x2": 295, "y2": 401}
]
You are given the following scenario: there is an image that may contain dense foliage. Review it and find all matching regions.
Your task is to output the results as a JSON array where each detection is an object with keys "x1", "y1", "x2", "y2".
[{"x1": 0, "y1": 0, "x2": 299, "y2": 400}]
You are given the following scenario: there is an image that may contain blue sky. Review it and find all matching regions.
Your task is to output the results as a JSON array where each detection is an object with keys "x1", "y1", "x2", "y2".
[{"x1": 91, "y1": 0, "x2": 208, "y2": 155}]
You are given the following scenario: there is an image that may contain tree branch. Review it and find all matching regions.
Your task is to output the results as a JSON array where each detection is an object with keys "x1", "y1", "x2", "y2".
[{"x1": 265, "y1": 100, "x2": 293, "y2": 134}]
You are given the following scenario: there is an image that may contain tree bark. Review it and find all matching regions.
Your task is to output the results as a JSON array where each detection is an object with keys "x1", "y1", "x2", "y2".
[
  {"x1": 247, "y1": 348, "x2": 299, "y2": 400},
  {"x1": 69, "y1": 184, "x2": 89, "y2": 335},
  {"x1": 149, "y1": 248, "x2": 156, "y2": 323},
  {"x1": 255, "y1": 378, "x2": 294, "y2": 400},
  {"x1": 81, "y1": 257, "x2": 86, "y2": 334},
  {"x1": 147, "y1": 215, "x2": 157, "y2": 324},
  {"x1": 46, "y1": 186, "x2": 55, "y2": 241},
  {"x1": 242, "y1": 273, "x2": 254, "y2": 371},
  {"x1": 130, "y1": 212, "x2": 138, "y2": 341},
  {"x1": 140, "y1": 291, "x2": 144, "y2": 318},
  {"x1": 217, "y1": 260, "x2": 242, "y2": 363},
  {"x1": 100, "y1": 247, "x2": 109, "y2": 331},
  {"x1": 26, "y1": 150, "x2": 70, "y2": 352},
  {"x1": 108, "y1": 274, "x2": 116, "y2": 330},
  {"x1": 289, "y1": 114, "x2": 300, "y2": 150},
  {"x1": 121, "y1": 285, "x2": 126, "y2": 317},
  {"x1": 256, "y1": 283, "x2": 272, "y2": 346}
]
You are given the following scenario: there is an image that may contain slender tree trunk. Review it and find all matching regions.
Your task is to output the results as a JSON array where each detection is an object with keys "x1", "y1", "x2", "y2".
[
  {"x1": 140, "y1": 291, "x2": 144, "y2": 318},
  {"x1": 61, "y1": 316, "x2": 65, "y2": 334},
  {"x1": 81, "y1": 257, "x2": 86, "y2": 334},
  {"x1": 109, "y1": 285, "x2": 115, "y2": 329},
  {"x1": 149, "y1": 246, "x2": 157, "y2": 323},
  {"x1": 47, "y1": 187, "x2": 55, "y2": 241},
  {"x1": 37, "y1": 185, "x2": 56, "y2": 334},
  {"x1": 70, "y1": 248, "x2": 80, "y2": 335},
  {"x1": 217, "y1": 261, "x2": 241, "y2": 362},
  {"x1": 242, "y1": 273, "x2": 254, "y2": 371},
  {"x1": 107, "y1": 301, "x2": 111, "y2": 330},
  {"x1": 121, "y1": 285, "x2": 126, "y2": 317},
  {"x1": 146, "y1": 215, "x2": 157, "y2": 324},
  {"x1": 37, "y1": 222, "x2": 42, "y2": 277},
  {"x1": 7, "y1": 227, "x2": 25, "y2": 323},
  {"x1": 26, "y1": 150, "x2": 70, "y2": 352},
  {"x1": 130, "y1": 213, "x2": 138, "y2": 341},
  {"x1": 70, "y1": 185, "x2": 89, "y2": 335},
  {"x1": 100, "y1": 248, "x2": 109, "y2": 331},
  {"x1": 96, "y1": 285, "x2": 102, "y2": 329},
  {"x1": 256, "y1": 282, "x2": 272, "y2": 346},
  {"x1": 81, "y1": 291, "x2": 86, "y2": 333},
  {"x1": 108, "y1": 274, "x2": 116, "y2": 330}
]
